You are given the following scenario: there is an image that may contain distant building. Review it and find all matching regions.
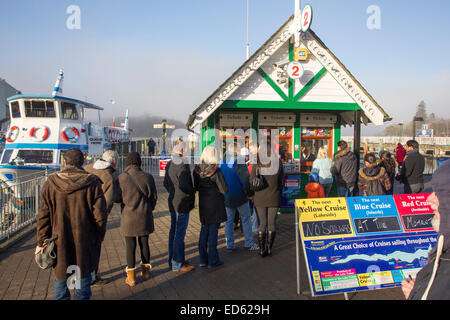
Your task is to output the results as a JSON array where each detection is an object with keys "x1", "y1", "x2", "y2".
[{"x1": 0, "y1": 78, "x2": 21, "y2": 129}]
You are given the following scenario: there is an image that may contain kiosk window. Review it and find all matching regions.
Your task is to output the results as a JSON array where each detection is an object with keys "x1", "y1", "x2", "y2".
[
  {"x1": 24, "y1": 101, "x2": 56, "y2": 117},
  {"x1": 10, "y1": 102, "x2": 21, "y2": 118},
  {"x1": 61, "y1": 102, "x2": 78, "y2": 120}
]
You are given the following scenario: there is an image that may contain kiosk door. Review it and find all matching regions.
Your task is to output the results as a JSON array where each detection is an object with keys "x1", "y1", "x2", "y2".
[{"x1": 300, "y1": 126, "x2": 333, "y2": 173}]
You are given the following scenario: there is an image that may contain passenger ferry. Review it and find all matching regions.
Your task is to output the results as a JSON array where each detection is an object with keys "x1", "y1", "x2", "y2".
[{"x1": 0, "y1": 70, "x2": 130, "y2": 186}]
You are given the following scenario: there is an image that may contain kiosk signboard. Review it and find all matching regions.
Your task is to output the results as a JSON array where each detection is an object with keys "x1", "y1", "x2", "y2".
[{"x1": 295, "y1": 194, "x2": 438, "y2": 297}]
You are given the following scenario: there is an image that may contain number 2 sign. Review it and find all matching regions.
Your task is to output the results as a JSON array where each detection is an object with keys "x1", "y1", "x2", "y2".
[
  {"x1": 287, "y1": 61, "x2": 304, "y2": 79},
  {"x1": 301, "y1": 4, "x2": 313, "y2": 33}
]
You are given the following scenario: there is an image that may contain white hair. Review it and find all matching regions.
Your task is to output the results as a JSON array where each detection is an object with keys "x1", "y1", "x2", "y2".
[
  {"x1": 102, "y1": 150, "x2": 119, "y2": 164},
  {"x1": 172, "y1": 141, "x2": 187, "y2": 155},
  {"x1": 201, "y1": 146, "x2": 221, "y2": 164}
]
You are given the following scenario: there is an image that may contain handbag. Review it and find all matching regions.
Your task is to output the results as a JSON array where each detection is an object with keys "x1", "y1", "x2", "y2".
[
  {"x1": 35, "y1": 235, "x2": 58, "y2": 270},
  {"x1": 250, "y1": 166, "x2": 267, "y2": 191}
]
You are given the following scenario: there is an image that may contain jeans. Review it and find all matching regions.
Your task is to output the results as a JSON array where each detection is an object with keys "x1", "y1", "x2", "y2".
[
  {"x1": 168, "y1": 211, "x2": 190, "y2": 271},
  {"x1": 322, "y1": 183, "x2": 333, "y2": 197},
  {"x1": 338, "y1": 185, "x2": 354, "y2": 197},
  {"x1": 198, "y1": 223, "x2": 221, "y2": 267},
  {"x1": 54, "y1": 274, "x2": 92, "y2": 300},
  {"x1": 225, "y1": 201, "x2": 256, "y2": 249},
  {"x1": 249, "y1": 201, "x2": 259, "y2": 233}
]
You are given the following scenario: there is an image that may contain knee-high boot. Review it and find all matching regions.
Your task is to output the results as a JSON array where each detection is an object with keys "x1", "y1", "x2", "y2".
[
  {"x1": 257, "y1": 232, "x2": 267, "y2": 257},
  {"x1": 267, "y1": 231, "x2": 276, "y2": 256}
]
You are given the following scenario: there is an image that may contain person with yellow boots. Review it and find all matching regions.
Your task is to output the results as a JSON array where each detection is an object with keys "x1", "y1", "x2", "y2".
[{"x1": 118, "y1": 152, "x2": 158, "y2": 286}]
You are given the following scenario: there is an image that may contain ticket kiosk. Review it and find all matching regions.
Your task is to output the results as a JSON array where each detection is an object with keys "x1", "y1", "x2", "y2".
[{"x1": 187, "y1": 14, "x2": 390, "y2": 211}]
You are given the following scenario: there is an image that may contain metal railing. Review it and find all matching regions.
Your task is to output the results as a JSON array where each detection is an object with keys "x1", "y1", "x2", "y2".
[
  {"x1": 117, "y1": 156, "x2": 166, "y2": 175},
  {"x1": 0, "y1": 174, "x2": 48, "y2": 242}
]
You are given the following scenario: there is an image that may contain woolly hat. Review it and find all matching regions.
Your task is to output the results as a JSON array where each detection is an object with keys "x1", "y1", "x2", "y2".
[{"x1": 126, "y1": 152, "x2": 141, "y2": 167}]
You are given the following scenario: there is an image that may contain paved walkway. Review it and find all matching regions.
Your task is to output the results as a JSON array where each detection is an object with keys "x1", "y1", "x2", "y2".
[{"x1": 0, "y1": 176, "x2": 428, "y2": 300}]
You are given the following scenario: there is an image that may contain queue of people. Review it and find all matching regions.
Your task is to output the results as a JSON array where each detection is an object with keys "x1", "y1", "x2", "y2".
[{"x1": 35, "y1": 138, "x2": 430, "y2": 300}]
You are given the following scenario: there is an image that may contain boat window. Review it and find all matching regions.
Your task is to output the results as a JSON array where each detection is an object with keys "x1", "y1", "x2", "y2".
[
  {"x1": 16, "y1": 150, "x2": 54, "y2": 164},
  {"x1": 24, "y1": 100, "x2": 56, "y2": 117},
  {"x1": 61, "y1": 102, "x2": 79, "y2": 120},
  {"x1": 1, "y1": 149, "x2": 14, "y2": 164},
  {"x1": 10, "y1": 101, "x2": 21, "y2": 118}
]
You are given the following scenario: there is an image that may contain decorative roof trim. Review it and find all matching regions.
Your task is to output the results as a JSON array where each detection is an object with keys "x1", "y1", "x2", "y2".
[
  {"x1": 302, "y1": 30, "x2": 388, "y2": 125},
  {"x1": 187, "y1": 16, "x2": 295, "y2": 129},
  {"x1": 187, "y1": 16, "x2": 391, "y2": 129}
]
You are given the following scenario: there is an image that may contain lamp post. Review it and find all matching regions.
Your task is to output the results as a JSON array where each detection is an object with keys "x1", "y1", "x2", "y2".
[
  {"x1": 398, "y1": 123, "x2": 403, "y2": 138},
  {"x1": 412, "y1": 116, "x2": 424, "y2": 140}
]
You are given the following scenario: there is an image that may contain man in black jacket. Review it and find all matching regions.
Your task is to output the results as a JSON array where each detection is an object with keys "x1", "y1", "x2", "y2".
[
  {"x1": 163, "y1": 142, "x2": 196, "y2": 272},
  {"x1": 400, "y1": 140, "x2": 425, "y2": 194},
  {"x1": 401, "y1": 160, "x2": 450, "y2": 300},
  {"x1": 330, "y1": 141, "x2": 357, "y2": 197}
]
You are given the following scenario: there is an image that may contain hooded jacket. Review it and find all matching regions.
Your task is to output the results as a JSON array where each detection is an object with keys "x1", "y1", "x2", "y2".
[
  {"x1": 408, "y1": 160, "x2": 450, "y2": 300},
  {"x1": 305, "y1": 182, "x2": 325, "y2": 199},
  {"x1": 357, "y1": 166, "x2": 391, "y2": 196},
  {"x1": 330, "y1": 148, "x2": 357, "y2": 188},
  {"x1": 193, "y1": 164, "x2": 228, "y2": 225},
  {"x1": 118, "y1": 165, "x2": 157, "y2": 237},
  {"x1": 85, "y1": 160, "x2": 119, "y2": 215},
  {"x1": 36, "y1": 167, "x2": 107, "y2": 282}
]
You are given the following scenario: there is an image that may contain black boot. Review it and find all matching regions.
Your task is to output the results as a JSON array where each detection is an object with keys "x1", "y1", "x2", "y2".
[
  {"x1": 258, "y1": 232, "x2": 267, "y2": 257},
  {"x1": 267, "y1": 231, "x2": 276, "y2": 256}
]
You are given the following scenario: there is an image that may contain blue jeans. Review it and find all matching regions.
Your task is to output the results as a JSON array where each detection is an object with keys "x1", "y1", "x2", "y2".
[
  {"x1": 249, "y1": 201, "x2": 259, "y2": 233},
  {"x1": 54, "y1": 274, "x2": 92, "y2": 300},
  {"x1": 338, "y1": 185, "x2": 354, "y2": 197},
  {"x1": 198, "y1": 223, "x2": 221, "y2": 267},
  {"x1": 168, "y1": 211, "x2": 190, "y2": 271},
  {"x1": 225, "y1": 201, "x2": 256, "y2": 249}
]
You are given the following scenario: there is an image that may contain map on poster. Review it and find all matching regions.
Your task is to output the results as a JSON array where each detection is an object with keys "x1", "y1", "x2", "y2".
[{"x1": 296, "y1": 194, "x2": 438, "y2": 297}]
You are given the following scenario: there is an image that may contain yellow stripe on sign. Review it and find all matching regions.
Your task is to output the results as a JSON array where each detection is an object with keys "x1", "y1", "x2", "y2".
[{"x1": 296, "y1": 198, "x2": 355, "y2": 239}]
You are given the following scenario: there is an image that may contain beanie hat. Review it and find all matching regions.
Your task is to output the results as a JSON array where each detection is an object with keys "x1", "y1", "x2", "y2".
[{"x1": 126, "y1": 152, "x2": 141, "y2": 167}]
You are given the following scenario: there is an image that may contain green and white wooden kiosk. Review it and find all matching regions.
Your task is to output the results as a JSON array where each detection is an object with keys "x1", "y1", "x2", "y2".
[{"x1": 186, "y1": 13, "x2": 391, "y2": 211}]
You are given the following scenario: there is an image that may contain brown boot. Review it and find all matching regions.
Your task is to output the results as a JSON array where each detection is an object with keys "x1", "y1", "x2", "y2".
[
  {"x1": 125, "y1": 267, "x2": 136, "y2": 287},
  {"x1": 140, "y1": 263, "x2": 152, "y2": 280}
]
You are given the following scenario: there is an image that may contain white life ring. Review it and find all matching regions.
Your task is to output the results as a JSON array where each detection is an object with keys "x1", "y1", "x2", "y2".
[
  {"x1": 61, "y1": 126, "x2": 80, "y2": 143},
  {"x1": 6, "y1": 126, "x2": 20, "y2": 143},
  {"x1": 29, "y1": 125, "x2": 50, "y2": 142}
]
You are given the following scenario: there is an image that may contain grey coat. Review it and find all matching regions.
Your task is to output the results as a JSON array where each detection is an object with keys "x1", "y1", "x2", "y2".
[{"x1": 118, "y1": 165, "x2": 157, "y2": 237}]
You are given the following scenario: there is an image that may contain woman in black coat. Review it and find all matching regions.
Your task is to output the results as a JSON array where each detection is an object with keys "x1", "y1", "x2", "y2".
[
  {"x1": 193, "y1": 146, "x2": 228, "y2": 268},
  {"x1": 250, "y1": 144, "x2": 284, "y2": 257}
]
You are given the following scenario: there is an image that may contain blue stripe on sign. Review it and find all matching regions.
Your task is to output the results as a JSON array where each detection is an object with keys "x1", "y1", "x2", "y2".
[{"x1": 5, "y1": 143, "x2": 89, "y2": 151}]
